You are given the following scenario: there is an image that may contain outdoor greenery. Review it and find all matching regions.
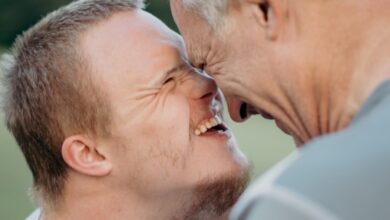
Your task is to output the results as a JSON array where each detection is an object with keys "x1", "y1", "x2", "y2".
[
  {"x1": 0, "y1": 1, "x2": 293, "y2": 219},
  {"x1": 0, "y1": 0, "x2": 177, "y2": 48}
]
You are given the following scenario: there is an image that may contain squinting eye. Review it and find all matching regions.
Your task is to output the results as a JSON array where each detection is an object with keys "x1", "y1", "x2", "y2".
[{"x1": 163, "y1": 77, "x2": 174, "y2": 85}]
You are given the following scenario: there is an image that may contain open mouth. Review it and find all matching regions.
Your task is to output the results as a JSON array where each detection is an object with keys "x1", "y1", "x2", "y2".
[
  {"x1": 194, "y1": 115, "x2": 228, "y2": 136},
  {"x1": 239, "y1": 103, "x2": 248, "y2": 119},
  {"x1": 208, "y1": 124, "x2": 227, "y2": 132}
]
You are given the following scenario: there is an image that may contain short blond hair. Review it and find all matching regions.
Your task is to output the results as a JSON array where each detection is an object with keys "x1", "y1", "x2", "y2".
[{"x1": 1, "y1": 0, "x2": 143, "y2": 206}]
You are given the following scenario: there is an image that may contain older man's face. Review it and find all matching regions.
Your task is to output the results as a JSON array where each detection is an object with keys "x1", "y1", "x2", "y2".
[
  {"x1": 170, "y1": 0, "x2": 298, "y2": 136},
  {"x1": 81, "y1": 10, "x2": 248, "y2": 207},
  {"x1": 171, "y1": 0, "x2": 336, "y2": 145},
  {"x1": 171, "y1": 0, "x2": 353, "y2": 145}
]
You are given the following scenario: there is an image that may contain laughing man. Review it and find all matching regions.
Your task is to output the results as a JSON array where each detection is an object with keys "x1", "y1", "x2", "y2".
[{"x1": 1, "y1": 1, "x2": 249, "y2": 219}]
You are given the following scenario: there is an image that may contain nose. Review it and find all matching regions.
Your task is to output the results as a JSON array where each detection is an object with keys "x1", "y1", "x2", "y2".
[
  {"x1": 186, "y1": 71, "x2": 218, "y2": 102},
  {"x1": 225, "y1": 96, "x2": 249, "y2": 122}
]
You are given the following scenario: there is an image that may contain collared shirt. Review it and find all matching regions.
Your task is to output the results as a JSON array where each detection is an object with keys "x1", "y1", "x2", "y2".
[
  {"x1": 25, "y1": 208, "x2": 40, "y2": 220},
  {"x1": 231, "y1": 81, "x2": 390, "y2": 220}
]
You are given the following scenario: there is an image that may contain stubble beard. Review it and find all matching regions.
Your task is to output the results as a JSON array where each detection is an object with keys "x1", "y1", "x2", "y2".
[{"x1": 180, "y1": 168, "x2": 250, "y2": 220}]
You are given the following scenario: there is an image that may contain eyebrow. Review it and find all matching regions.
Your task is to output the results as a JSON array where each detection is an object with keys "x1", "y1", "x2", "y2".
[{"x1": 164, "y1": 63, "x2": 188, "y2": 79}]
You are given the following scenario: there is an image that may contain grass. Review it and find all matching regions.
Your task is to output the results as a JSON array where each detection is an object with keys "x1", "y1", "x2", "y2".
[{"x1": 0, "y1": 115, "x2": 34, "y2": 220}]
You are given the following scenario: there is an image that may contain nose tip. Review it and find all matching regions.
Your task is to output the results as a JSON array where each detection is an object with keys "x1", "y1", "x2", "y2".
[
  {"x1": 193, "y1": 72, "x2": 218, "y2": 101},
  {"x1": 226, "y1": 97, "x2": 249, "y2": 122}
]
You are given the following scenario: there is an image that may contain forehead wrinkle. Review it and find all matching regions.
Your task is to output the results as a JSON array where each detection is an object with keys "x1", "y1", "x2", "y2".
[
  {"x1": 165, "y1": 62, "x2": 188, "y2": 79},
  {"x1": 186, "y1": 35, "x2": 212, "y2": 68}
]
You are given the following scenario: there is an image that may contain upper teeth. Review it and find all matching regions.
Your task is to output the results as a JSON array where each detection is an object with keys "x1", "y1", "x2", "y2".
[{"x1": 195, "y1": 115, "x2": 223, "y2": 136}]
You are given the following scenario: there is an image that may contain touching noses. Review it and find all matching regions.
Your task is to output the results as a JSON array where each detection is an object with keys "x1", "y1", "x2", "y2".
[
  {"x1": 226, "y1": 97, "x2": 248, "y2": 122},
  {"x1": 185, "y1": 71, "x2": 218, "y2": 102}
]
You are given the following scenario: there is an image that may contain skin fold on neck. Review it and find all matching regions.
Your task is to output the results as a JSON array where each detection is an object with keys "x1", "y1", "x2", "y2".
[{"x1": 275, "y1": 2, "x2": 390, "y2": 146}]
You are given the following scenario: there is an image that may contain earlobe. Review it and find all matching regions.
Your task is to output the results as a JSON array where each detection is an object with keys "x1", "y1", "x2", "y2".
[{"x1": 61, "y1": 135, "x2": 112, "y2": 177}]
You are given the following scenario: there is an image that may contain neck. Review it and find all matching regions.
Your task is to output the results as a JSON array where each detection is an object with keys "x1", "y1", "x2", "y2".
[
  {"x1": 271, "y1": 7, "x2": 390, "y2": 146},
  {"x1": 294, "y1": 18, "x2": 390, "y2": 145}
]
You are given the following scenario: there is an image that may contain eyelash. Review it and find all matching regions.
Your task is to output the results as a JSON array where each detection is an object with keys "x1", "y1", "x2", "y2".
[{"x1": 163, "y1": 77, "x2": 174, "y2": 85}]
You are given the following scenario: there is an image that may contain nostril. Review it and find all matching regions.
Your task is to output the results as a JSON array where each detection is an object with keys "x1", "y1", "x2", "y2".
[
  {"x1": 239, "y1": 103, "x2": 248, "y2": 120},
  {"x1": 200, "y1": 92, "x2": 213, "y2": 100}
]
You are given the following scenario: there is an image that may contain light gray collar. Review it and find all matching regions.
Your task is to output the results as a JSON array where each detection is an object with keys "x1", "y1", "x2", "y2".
[{"x1": 353, "y1": 80, "x2": 390, "y2": 123}]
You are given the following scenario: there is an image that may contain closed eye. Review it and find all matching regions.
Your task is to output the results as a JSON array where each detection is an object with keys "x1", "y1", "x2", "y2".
[{"x1": 163, "y1": 77, "x2": 174, "y2": 85}]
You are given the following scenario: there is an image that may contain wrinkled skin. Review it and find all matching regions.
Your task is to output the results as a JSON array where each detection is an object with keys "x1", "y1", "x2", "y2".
[
  {"x1": 171, "y1": 0, "x2": 390, "y2": 146},
  {"x1": 78, "y1": 10, "x2": 249, "y2": 219}
]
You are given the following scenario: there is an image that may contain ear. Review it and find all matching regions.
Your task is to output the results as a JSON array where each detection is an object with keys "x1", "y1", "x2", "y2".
[
  {"x1": 250, "y1": 0, "x2": 285, "y2": 40},
  {"x1": 61, "y1": 135, "x2": 112, "y2": 177}
]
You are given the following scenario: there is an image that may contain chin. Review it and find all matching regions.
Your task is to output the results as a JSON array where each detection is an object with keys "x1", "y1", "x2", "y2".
[
  {"x1": 187, "y1": 165, "x2": 250, "y2": 219},
  {"x1": 209, "y1": 150, "x2": 249, "y2": 182}
]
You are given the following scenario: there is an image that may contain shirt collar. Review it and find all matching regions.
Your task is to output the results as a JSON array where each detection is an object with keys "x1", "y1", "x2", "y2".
[{"x1": 352, "y1": 80, "x2": 390, "y2": 123}]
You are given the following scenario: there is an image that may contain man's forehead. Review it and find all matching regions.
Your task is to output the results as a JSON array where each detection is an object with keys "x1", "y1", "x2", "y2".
[
  {"x1": 84, "y1": 11, "x2": 179, "y2": 57},
  {"x1": 80, "y1": 9, "x2": 186, "y2": 83},
  {"x1": 83, "y1": 10, "x2": 176, "y2": 45}
]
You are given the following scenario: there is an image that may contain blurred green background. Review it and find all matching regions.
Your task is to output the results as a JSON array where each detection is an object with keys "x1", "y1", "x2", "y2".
[{"x1": 0, "y1": 0, "x2": 293, "y2": 219}]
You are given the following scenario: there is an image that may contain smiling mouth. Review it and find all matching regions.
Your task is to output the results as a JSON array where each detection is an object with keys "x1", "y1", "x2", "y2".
[{"x1": 195, "y1": 115, "x2": 228, "y2": 136}]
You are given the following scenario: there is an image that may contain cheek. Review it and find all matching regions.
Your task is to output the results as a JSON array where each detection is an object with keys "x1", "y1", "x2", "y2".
[
  {"x1": 136, "y1": 94, "x2": 191, "y2": 168},
  {"x1": 218, "y1": 49, "x2": 267, "y2": 97},
  {"x1": 116, "y1": 94, "x2": 193, "y2": 191},
  {"x1": 158, "y1": 94, "x2": 190, "y2": 140},
  {"x1": 141, "y1": 95, "x2": 194, "y2": 186},
  {"x1": 154, "y1": 97, "x2": 190, "y2": 164}
]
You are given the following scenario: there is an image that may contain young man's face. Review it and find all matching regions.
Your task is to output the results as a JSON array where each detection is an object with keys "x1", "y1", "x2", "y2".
[{"x1": 81, "y1": 10, "x2": 249, "y2": 205}]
